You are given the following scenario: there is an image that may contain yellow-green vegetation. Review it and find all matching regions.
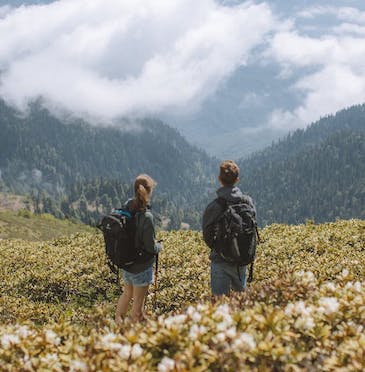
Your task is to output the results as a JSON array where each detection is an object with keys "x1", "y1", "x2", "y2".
[
  {"x1": 0, "y1": 210, "x2": 93, "y2": 241},
  {"x1": 1, "y1": 220, "x2": 364, "y2": 371}
]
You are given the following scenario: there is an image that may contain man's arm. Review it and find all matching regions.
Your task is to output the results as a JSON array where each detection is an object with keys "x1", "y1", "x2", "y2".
[{"x1": 202, "y1": 200, "x2": 223, "y2": 248}]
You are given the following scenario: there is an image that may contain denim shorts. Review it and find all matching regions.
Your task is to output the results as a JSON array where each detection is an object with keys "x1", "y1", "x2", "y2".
[
  {"x1": 211, "y1": 261, "x2": 247, "y2": 296},
  {"x1": 123, "y1": 266, "x2": 154, "y2": 287}
]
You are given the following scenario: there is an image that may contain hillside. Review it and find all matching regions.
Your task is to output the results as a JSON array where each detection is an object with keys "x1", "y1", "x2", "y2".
[
  {"x1": 238, "y1": 104, "x2": 365, "y2": 226},
  {"x1": 0, "y1": 100, "x2": 216, "y2": 229},
  {"x1": 0, "y1": 209, "x2": 93, "y2": 240},
  {"x1": 1, "y1": 99, "x2": 365, "y2": 229},
  {"x1": 0, "y1": 220, "x2": 364, "y2": 370}
]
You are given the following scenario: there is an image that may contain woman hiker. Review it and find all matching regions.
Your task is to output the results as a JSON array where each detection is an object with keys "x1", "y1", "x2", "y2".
[{"x1": 115, "y1": 174, "x2": 162, "y2": 324}]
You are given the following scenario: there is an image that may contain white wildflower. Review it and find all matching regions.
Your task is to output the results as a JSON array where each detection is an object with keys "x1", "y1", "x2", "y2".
[
  {"x1": 188, "y1": 324, "x2": 206, "y2": 340},
  {"x1": 214, "y1": 305, "x2": 233, "y2": 330},
  {"x1": 118, "y1": 344, "x2": 131, "y2": 360},
  {"x1": 294, "y1": 315, "x2": 315, "y2": 330},
  {"x1": 345, "y1": 282, "x2": 353, "y2": 289},
  {"x1": 317, "y1": 306, "x2": 325, "y2": 315},
  {"x1": 45, "y1": 330, "x2": 61, "y2": 346},
  {"x1": 285, "y1": 301, "x2": 313, "y2": 319},
  {"x1": 233, "y1": 332, "x2": 256, "y2": 351},
  {"x1": 197, "y1": 304, "x2": 208, "y2": 312},
  {"x1": 22, "y1": 356, "x2": 32, "y2": 370},
  {"x1": 296, "y1": 270, "x2": 315, "y2": 283},
  {"x1": 16, "y1": 325, "x2": 32, "y2": 339},
  {"x1": 70, "y1": 360, "x2": 88, "y2": 372},
  {"x1": 189, "y1": 324, "x2": 200, "y2": 340},
  {"x1": 164, "y1": 314, "x2": 187, "y2": 328},
  {"x1": 215, "y1": 304, "x2": 230, "y2": 317},
  {"x1": 41, "y1": 353, "x2": 58, "y2": 364},
  {"x1": 226, "y1": 327, "x2": 237, "y2": 339},
  {"x1": 100, "y1": 332, "x2": 121, "y2": 351},
  {"x1": 214, "y1": 332, "x2": 226, "y2": 342},
  {"x1": 157, "y1": 356, "x2": 175, "y2": 372},
  {"x1": 1, "y1": 334, "x2": 20, "y2": 349},
  {"x1": 319, "y1": 297, "x2": 339, "y2": 315},
  {"x1": 323, "y1": 282, "x2": 336, "y2": 292},
  {"x1": 295, "y1": 301, "x2": 312, "y2": 316},
  {"x1": 354, "y1": 281, "x2": 361, "y2": 292},
  {"x1": 187, "y1": 306, "x2": 195, "y2": 316},
  {"x1": 131, "y1": 344, "x2": 143, "y2": 359},
  {"x1": 285, "y1": 303, "x2": 294, "y2": 316},
  {"x1": 101, "y1": 332, "x2": 117, "y2": 344},
  {"x1": 341, "y1": 269, "x2": 349, "y2": 278},
  {"x1": 191, "y1": 311, "x2": 202, "y2": 323},
  {"x1": 216, "y1": 318, "x2": 234, "y2": 331}
]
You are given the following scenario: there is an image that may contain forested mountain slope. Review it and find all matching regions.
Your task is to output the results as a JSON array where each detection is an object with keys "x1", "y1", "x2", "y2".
[
  {"x1": 238, "y1": 105, "x2": 365, "y2": 225},
  {"x1": 1, "y1": 100, "x2": 364, "y2": 228},
  {"x1": 0, "y1": 101, "x2": 216, "y2": 228}
]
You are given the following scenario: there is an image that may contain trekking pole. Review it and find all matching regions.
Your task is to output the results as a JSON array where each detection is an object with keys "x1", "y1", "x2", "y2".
[
  {"x1": 248, "y1": 225, "x2": 261, "y2": 284},
  {"x1": 248, "y1": 262, "x2": 254, "y2": 283},
  {"x1": 116, "y1": 269, "x2": 123, "y2": 294},
  {"x1": 255, "y1": 225, "x2": 262, "y2": 244},
  {"x1": 153, "y1": 253, "x2": 159, "y2": 310}
]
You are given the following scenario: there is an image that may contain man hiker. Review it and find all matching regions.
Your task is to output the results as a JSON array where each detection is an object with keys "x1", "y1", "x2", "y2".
[{"x1": 202, "y1": 160, "x2": 257, "y2": 297}]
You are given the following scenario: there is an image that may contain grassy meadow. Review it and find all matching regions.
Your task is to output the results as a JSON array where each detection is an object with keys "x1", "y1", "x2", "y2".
[
  {"x1": 0, "y1": 209, "x2": 93, "y2": 241},
  {"x1": 0, "y1": 217, "x2": 364, "y2": 371}
]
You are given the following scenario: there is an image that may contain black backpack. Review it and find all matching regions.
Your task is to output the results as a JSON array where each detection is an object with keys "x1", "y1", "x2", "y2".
[
  {"x1": 97, "y1": 208, "x2": 142, "y2": 273},
  {"x1": 212, "y1": 197, "x2": 258, "y2": 280}
]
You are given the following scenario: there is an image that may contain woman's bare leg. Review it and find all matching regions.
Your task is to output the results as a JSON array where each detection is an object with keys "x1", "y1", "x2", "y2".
[
  {"x1": 131, "y1": 285, "x2": 149, "y2": 323},
  {"x1": 115, "y1": 283, "x2": 133, "y2": 325}
]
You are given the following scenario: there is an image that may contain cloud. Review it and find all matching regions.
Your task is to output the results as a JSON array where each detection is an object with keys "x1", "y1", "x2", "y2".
[
  {"x1": 269, "y1": 109, "x2": 298, "y2": 130},
  {"x1": 269, "y1": 64, "x2": 365, "y2": 129},
  {"x1": 0, "y1": 5, "x2": 12, "y2": 19},
  {"x1": 2, "y1": 0, "x2": 365, "y2": 138},
  {"x1": 0, "y1": 0, "x2": 275, "y2": 121},
  {"x1": 270, "y1": 31, "x2": 365, "y2": 69},
  {"x1": 333, "y1": 23, "x2": 365, "y2": 36},
  {"x1": 297, "y1": 6, "x2": 365, "y2": 24},
  {"x1": 267, "y1": 10, "x2": 365, "y2": 130}
]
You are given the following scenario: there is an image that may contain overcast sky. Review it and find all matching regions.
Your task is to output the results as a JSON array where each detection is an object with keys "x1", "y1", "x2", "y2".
[{"x1": 1, "y1": 0, "x2": 365, "y2": 134}]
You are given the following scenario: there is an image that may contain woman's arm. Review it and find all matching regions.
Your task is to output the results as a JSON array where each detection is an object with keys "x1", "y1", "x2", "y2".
[{"x1": 142, "y1": 212, "x2": 162, "y2": 255}]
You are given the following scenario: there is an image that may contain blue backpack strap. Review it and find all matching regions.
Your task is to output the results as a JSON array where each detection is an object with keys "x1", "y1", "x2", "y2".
[{"x1": 112, "y1": 209, "x2": 132, "y2": 218}]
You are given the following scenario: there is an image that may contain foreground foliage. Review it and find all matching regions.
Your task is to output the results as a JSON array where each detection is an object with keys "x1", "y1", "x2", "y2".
[{"x1": 1, "y1": 220, "x2": 364, "y2": 371}]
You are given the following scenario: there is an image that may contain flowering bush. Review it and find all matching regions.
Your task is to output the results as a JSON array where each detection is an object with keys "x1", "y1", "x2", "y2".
[{"x1": 0, "y1": 220, "x2": 364, "y2": 370}]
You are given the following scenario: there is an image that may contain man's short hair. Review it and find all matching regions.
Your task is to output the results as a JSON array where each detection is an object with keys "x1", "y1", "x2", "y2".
[{"x1": 219, "y1": 160, "x2": 239, "y2": 186}]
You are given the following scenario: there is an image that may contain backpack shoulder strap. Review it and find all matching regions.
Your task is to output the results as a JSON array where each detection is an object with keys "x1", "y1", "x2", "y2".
[
  {"x1": 239, "y1": 195, "x2": 252, "y2": 206},
  {"x1": 216, "y1": 197, "x2": 227, "y2": 209}
]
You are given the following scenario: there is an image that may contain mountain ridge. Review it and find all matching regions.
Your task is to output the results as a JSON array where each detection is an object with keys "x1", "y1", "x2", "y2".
[
  {"x1": 0, "y1": 100, "x2": 216, "y2": 229},
  {"x1": 0, "y1": 99, "x2": 364, "y2": 228},
  {"x1": 238, "y1": 104, "x2": 365, "y2": 225}
]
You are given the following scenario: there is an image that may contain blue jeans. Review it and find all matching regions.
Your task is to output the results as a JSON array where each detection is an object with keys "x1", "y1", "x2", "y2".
[
  {"x1": 123, "y1": 266, "x2": 154, "y2": 287},
  {"x1": 211, "y1": 261, "x2": 247, "y2": 296}
]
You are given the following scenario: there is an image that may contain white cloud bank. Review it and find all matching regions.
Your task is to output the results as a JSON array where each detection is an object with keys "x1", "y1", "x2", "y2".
[
  {"x1": 268, "y1": 5, "x2": 365, "y2": 130},
  {"x1": 1, "y1": 0, "x2": 365, "y2": 134},
  {"x1": 0, "y1": 0, "x2": 275, "y2": 121}
]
